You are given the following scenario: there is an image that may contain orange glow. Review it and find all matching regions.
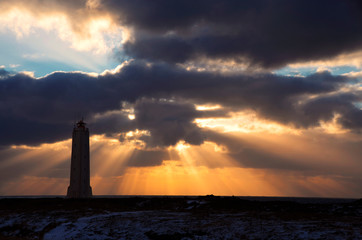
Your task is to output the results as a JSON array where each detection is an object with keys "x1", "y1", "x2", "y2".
[
  {"x1": 1, "y1": 133, "x2": 361, "y2": 198},
  {"x1": 288, "y1": 50, "x2": 362, "y2": 68},
  {"x1": 1, "y1": 176, "x2": 68, "y2": 195},
  {"x1": 194, "y1": 110, "x2": 302, "y2": 135},
  {"x1": 90, "y1": 164, "x2": 359, "y2": 198},
  {"x1": 195, "y1": 104, "x2": 221, "y2": 111}
]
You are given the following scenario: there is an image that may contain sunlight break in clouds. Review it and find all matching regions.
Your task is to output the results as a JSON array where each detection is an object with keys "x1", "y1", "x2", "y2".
[
  {"x1": 1, "y1": 131, "x2": 361, "y2": 198},
  {"x1": 0, "y1": 7, "x2": 124, "y2": 54},
  {"x1": 288, "y1": 51, "x2": 362, "y2": 69},
  {"x1": 194, "y1": 110, "x2": 302, "y2": 135},
  {"x1": 0, "y1": 0, "x2": 361, "y2": 199}
]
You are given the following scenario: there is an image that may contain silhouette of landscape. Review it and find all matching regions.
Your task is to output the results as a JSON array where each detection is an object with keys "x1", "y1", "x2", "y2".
[{"x1": 0, "y1": 196, "x2": 361, "y2": 239}]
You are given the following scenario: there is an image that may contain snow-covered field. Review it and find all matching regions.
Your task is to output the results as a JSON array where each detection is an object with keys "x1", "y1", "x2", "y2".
[{"x1": 0, "y1": 196, "x2": 361, "y2": 239}]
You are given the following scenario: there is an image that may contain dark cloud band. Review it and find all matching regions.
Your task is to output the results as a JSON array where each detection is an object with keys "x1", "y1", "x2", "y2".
[
  {"x1": 103, "y1": 0, "x2": 362, "y2": 68},
  {"x1": 0, "y1": 62, "x2": 360, "y2": 146}
]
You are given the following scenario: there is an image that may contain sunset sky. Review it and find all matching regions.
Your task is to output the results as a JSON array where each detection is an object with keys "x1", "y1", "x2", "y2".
[{"x1": 0, "y1": 0, "x2": 361, "y2": 197}]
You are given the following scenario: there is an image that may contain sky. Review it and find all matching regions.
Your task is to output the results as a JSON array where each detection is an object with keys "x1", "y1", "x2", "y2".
[{"x1": 0, "y1": 0, "x2": 361, "y2": 198}]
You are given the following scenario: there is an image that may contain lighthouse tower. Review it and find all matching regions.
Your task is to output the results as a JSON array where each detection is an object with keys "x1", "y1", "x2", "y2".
[{"x1": 67, "y1": 120, "x2": 92, "y2": 198}]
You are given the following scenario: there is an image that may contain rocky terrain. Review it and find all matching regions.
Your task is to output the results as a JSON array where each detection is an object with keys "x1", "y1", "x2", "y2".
[{"x1": 0, "y1": 196, "x2": 361, "y2": 239}]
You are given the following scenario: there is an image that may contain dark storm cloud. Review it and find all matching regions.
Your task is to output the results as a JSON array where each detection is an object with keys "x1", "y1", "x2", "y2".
[
  {"x1": 132, "y1": 99, "x2": 204, "y2": 147},
  {"x1": 301, "y1": 93, "x2": 362, "y2": 129},
  {"x1": 90, "y1": 111, "x2": 135, "y2": 137},
  {"x1": 0, "y1": 68, "x2": 9, "y2": 77},
  {"x1": 0, "y1": 62, "x2": 360, "y2": 146},
  {"x1": 91, "y1": 99, "x2": 225, "y2": 147},
  {"x1": 103, "y1": 0, "x2": 362, "y2": 68}
]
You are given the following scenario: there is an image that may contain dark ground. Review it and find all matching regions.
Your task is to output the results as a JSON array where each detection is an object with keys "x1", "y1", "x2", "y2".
[{"x1": 0, "y1": 196, "x2": 361, "y2": 239}]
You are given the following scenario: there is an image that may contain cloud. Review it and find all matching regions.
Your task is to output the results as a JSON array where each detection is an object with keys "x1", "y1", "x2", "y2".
[
  {"x1": 0, "y1": 62, "x2": 360, "y2": 147},
  {"x1": 126, "y1": 149, "x2": 171, "y2": 167},
  {"x1": 0, "y1": 68, "x2": 9, "y2": 77},
  {"x1": 90, "y1": 99, "x2": 225, "y2": 147},
  {"x1": 22, "y1": 53, "x2": 46, "y2": 60},
  {"x1": 2, "y1": 0, "x2": 361, "y2": 68},
  {"x1": 0, "y1": 0, "x2": 124, "y2": 54},
  {"x1": 101, "y1": 0, "x2": 362, "y2": 68},
  {"x1": 132, "y1": 99, "x2": 206, "y2": 147},
  {"x1": 289, "y1": 51, "x2": 362, "y2": 69},
  {"x1": 302, "y1": 93, "x2": 362, "y2": 129},
  {"x1": 343, "y1": 71, "x2": 362, "y2": 78}
]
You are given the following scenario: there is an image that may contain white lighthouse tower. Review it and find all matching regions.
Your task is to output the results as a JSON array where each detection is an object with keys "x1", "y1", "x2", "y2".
[{"x1": 67, "y1": 120, "x2": 92, "y2": 198}]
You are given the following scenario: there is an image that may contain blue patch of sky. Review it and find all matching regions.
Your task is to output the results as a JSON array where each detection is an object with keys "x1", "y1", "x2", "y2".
[
  {"x1": 0, "y1": 27, "x2": 120, "y2": 78},
  {"x1": 274, "y1": 65, "x2": 361, "y2": 77}
]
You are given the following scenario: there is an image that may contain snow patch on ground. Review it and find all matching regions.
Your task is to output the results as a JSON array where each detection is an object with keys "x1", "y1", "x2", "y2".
[{"x1": 1, "y1": 197, "x2": 361, "y2": 239}]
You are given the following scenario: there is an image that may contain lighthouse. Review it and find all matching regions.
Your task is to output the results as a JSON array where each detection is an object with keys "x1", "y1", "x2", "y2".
[{"x1": 67, "y1": 120, "x2": 92, "y2": 198}]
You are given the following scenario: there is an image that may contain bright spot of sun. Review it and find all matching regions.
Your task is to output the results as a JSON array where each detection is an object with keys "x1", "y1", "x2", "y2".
[
  {"x1": 195, "y1": 104, "x2": 221, "y2": 111},
  {"x1": 175, "y1": 141, "x2": 191, "y2": 152}
]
